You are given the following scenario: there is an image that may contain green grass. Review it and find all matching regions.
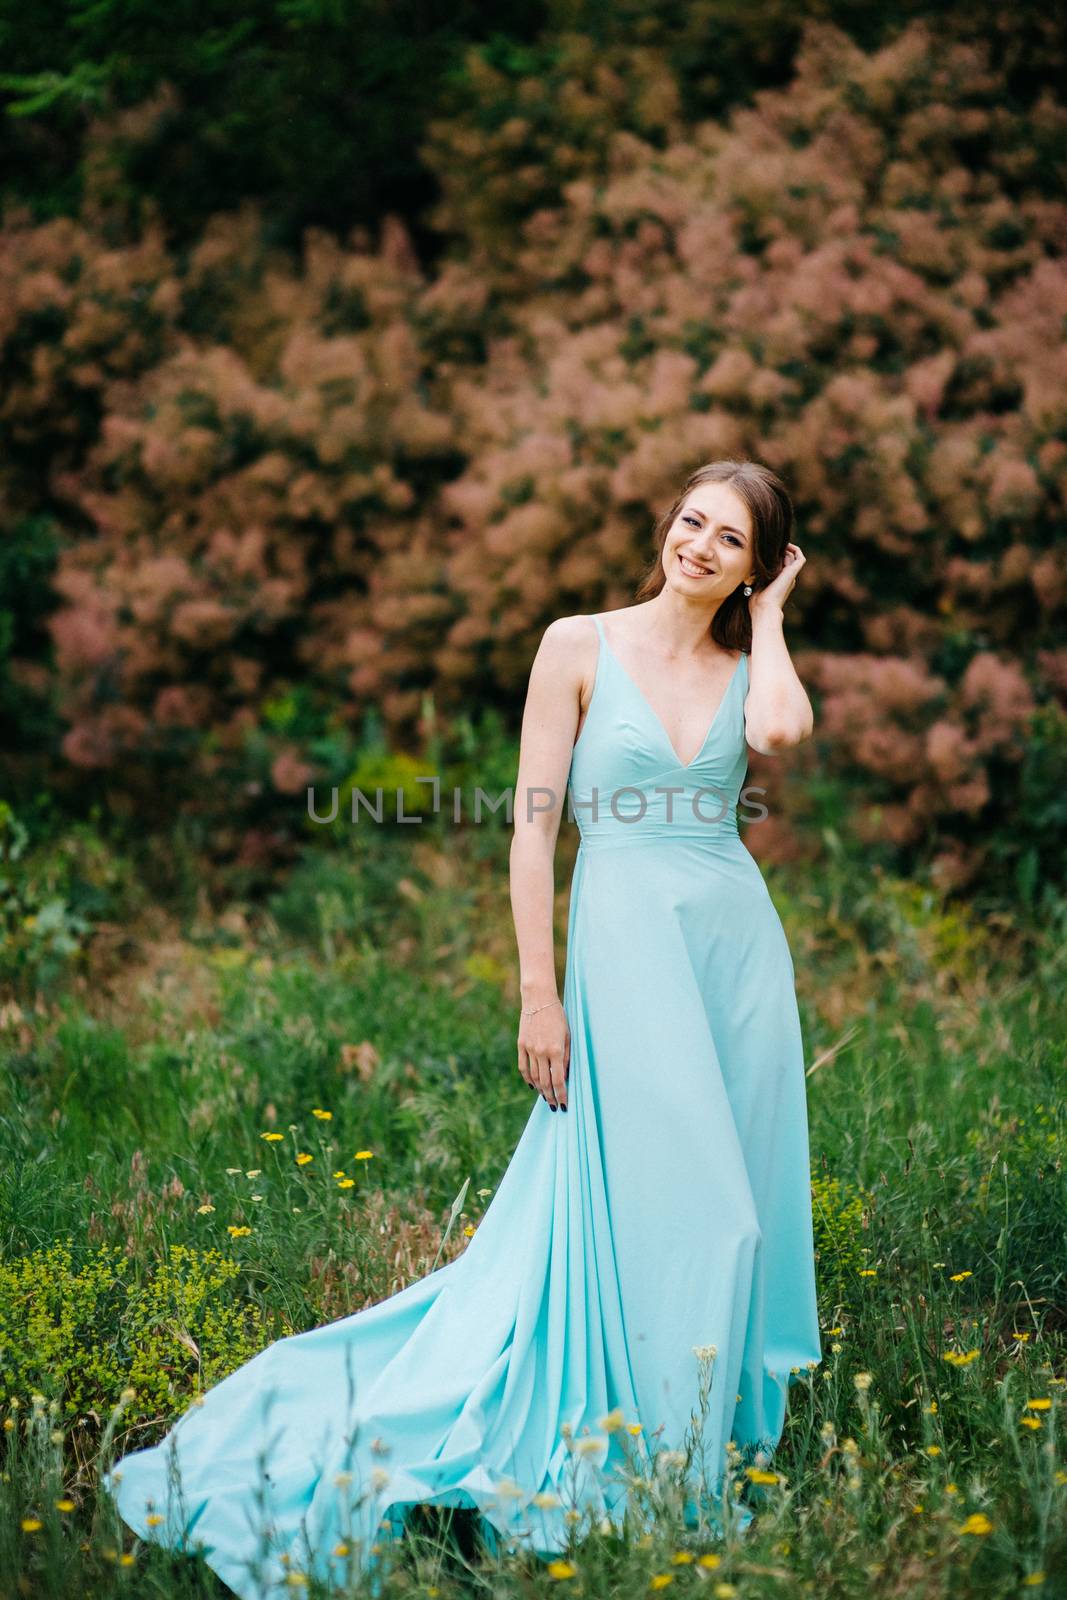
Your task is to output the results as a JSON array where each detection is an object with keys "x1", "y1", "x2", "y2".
[{"x1": 1, "y1": 820, "x2": 1064, "y2": 1597}]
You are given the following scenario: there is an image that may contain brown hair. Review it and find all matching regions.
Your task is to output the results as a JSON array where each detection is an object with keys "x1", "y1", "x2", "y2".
[{"x1": 634, "y1": 458, "x2": 795, "y2": 652}]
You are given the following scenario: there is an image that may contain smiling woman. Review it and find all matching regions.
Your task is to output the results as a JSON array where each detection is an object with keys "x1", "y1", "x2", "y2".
[{"x1": 104, "y1": 459, "x2": 818, "y2": 1600}]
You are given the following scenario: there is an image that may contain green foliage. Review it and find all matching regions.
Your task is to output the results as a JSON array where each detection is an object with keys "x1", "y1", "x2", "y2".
[
  {"x1": 0, "y1": 1, "x2": 549, "y2": 248},
  {"x1": 858, "y1": 876, "x2": 995, "y2": 988},
  {"x1": 0, "y1": 515, "x2": 62, "y2": 775},
  {"x1": 983, "y1": 702, "x2": 1067, "y2": 915},
  {"x1": 337, "y1": 750, "x2": 436, "y2": 829},
  {"x1": 963, "y1": 1101, "x2": 1067, "y2": 1307},
  {"x1": 5, "y1": 1006, "x2": 212, "y2": 1158},
  {"x1": 0, "y1": 1239, "x2": 271, "y2": 1427},
  {"x1": 0, "y1": 803, "x2": 141, "y2": 997},
  {"x1": 810, "y1": 1172, "x2": 871, "y2": 1303}
]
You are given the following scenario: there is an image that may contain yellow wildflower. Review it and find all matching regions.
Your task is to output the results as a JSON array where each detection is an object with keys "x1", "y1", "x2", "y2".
[
  {"x1": 227, "y1": 1224, "x2": 252, "y2": 1237},
  {"x1": 650, "y1": 1577, "x2": 674, "y2": 1590},
  {"x1": 354, "y1": 1150, "x2": 374, "y2": 1160},
  {"x1": 21, "y1": 1517, "x2": 42, "y2": 1532},
  {"x1": 547, "y1": 1559, "x2": 576, "y2": 1579},
  {"x1": 671, "y1": 1551, "x2": 695, "y2": 1564},
  {"x1": 260, "y1": 1133, "x2": 284, "y2": 1142},
  {"x1": 336, "y1": 1178, "x2": 355, "y2": 1189},
  {"x1": 55, "y1": 1499, "x2": 75, "y2": 1512},
  {"x1": 146, "y1": 1513, "x2": 164, "y2": 1527},
  {"x1": 1025, "y1": 1398, "x2": 1051, "y2": 1411},
  {"x1": 196, "y1": 1204, "x2": 215, "y2": 1214},
  {"x1": 949, "y1": 1271, "x2": 972, "y2": 1282},
  {"x1": 698, "y1": 1552, "x2": 721, "y2": 1569},
  {"x1": 295, "y1": 1153, "x2": 313, "y2": 1165},
  {"x1": 311, "y1": 1109, "x2": 332, "y2": 1120},
  {"x1": 959, "y1": 1511, "x2": 992, "y2": 1535}
]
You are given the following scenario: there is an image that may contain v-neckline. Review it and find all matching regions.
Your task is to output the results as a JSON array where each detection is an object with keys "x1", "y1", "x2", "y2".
[{"x1": 597, "y1": 616, "x2": 744, "y2": 771}]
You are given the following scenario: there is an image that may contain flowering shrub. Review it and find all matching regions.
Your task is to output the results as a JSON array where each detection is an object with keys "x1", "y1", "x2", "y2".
[
  {"x1": 810, "y1": 1172, "x2": 869, "y2": 1302},
  {"x1": 0, "y1": 19, "x2": 1062, "y2": 889},
  {"x1": 0, "y1": 1239, "x2": 272, "y2": 1434}
]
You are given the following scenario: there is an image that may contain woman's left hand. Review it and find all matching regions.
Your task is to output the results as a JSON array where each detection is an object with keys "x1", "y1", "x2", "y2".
[{"x1": 750, "y1": 543, "x2": 806, "y2": 615}]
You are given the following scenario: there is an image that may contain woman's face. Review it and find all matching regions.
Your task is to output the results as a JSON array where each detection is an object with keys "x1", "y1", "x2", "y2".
[{"x1": 661, "y1": 482, "x2": 754, "y2": 598}]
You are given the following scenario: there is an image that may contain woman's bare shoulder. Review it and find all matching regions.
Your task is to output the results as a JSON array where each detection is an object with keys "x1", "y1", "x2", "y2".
[
  {"x1": 533, "y1": 614, "x2": 600, "y2": 695},
  {"x1": 537, "y1": 613, "x2": 601, "y2": 656}
]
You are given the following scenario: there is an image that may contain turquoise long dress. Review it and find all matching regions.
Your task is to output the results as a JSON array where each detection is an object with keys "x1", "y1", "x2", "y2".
[{"x1": 104, "y1": 611, "x2": 822, "y2": 1598}]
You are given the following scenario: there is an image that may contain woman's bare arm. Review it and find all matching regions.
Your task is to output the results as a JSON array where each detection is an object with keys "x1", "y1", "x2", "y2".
[
  {"x1": 744, "y1": 548, "x2": 814, "y2": 754},
  {"x1": 508, "y1": 616, "x2": 593, "y2": 1112}
]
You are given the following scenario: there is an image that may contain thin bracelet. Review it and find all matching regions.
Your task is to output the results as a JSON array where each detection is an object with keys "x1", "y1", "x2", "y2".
[{"x1": 521, "y1": 999, "x2": 563, "y2": 1017}]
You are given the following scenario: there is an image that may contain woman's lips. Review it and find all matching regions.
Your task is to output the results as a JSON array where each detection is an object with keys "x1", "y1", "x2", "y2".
[{"x1": 678, "y1": 552, "x2": 715, "y2": 578}]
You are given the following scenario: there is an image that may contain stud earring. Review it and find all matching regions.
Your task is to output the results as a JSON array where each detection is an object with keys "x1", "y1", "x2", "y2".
[{"x1": 743, "y1": 584, "x2": 753, "y2": 596}]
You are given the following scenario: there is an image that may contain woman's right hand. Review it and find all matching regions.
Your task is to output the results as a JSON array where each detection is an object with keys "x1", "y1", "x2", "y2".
[{"x1": 517, "y1": 999, "x2": 570, "y2": 1112}]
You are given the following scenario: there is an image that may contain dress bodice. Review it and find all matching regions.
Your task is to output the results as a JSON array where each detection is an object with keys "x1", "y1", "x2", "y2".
[{"x1": 567, "y1": 613, "x2": 750, "y2": 850}]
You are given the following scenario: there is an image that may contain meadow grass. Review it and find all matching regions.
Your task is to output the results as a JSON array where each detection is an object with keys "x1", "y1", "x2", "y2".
[{"x1": 1, "y1": 816, "x2": 1064, "y2": 1597}]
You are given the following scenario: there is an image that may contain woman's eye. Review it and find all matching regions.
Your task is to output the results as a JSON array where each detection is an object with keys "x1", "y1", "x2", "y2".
[{"x1": 681, "y1": 516, "x2": 740, "y2": 546}]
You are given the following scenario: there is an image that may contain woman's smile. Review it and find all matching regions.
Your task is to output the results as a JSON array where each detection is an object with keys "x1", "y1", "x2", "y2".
[{"x1": 677, "y1": 551, "x2": 717, "y2": 578}]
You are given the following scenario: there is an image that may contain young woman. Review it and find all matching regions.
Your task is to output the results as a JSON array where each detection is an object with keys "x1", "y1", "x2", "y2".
[{"x1": 105, "y1": 457, "x2": 821, "y2": 1598}]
